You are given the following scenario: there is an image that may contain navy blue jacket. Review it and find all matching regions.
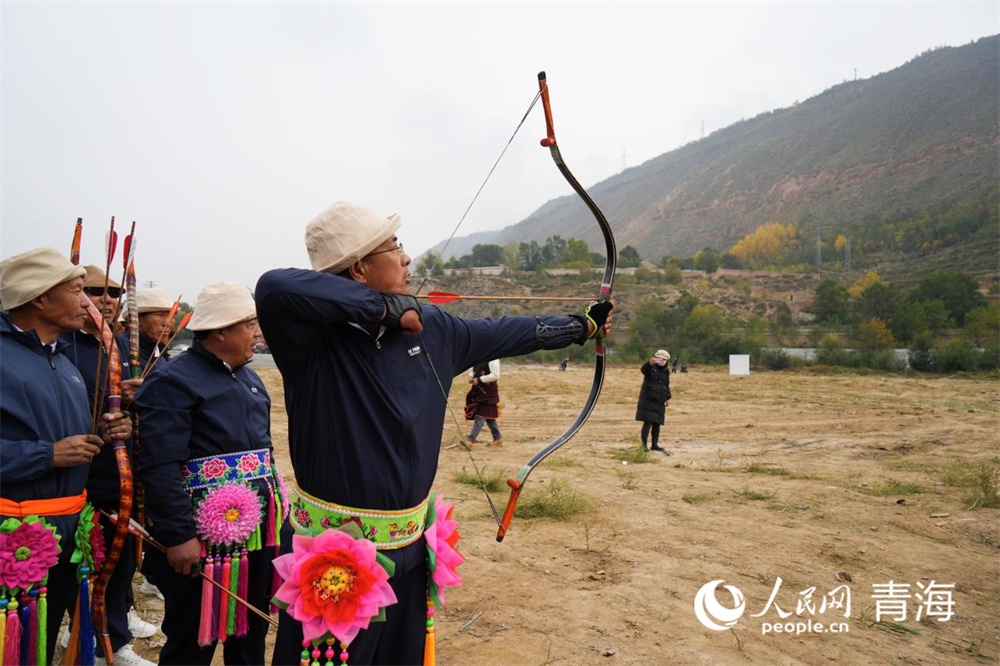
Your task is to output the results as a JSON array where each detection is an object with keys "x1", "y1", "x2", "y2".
[
  {"x1": 133, "y1": 332, "x2": 169, "y2": 372},
  {"x1": 132, "y1": 340, "x2": 272, "y2": 547},
  {"x1": 255, "y1": 269, "x2": 585, "y2": 572},
  {"x1": 1, "y1": 314, "x2": 93, "y2": 544},
  {"x1": 59, "y1": 331, "x2": 134, "y2": 511}
]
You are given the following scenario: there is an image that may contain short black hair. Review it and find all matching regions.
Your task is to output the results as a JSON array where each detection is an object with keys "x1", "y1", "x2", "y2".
[{"x1": 193, "y1": 329, "x2": 212, "y2": 341}]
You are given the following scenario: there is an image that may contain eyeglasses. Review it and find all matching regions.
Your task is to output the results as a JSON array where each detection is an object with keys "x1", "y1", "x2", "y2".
[
  {"x1": 84, "y1": 286, "x2": 123, "y2": 299},
  {"x1": 365, "y1": 243, "x2": 405, "y2": 258}
]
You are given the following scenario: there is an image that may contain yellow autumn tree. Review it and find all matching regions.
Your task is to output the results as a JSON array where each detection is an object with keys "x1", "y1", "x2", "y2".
[
  {"x1": 835, "y1": 234, "x2": 847, "y2": 252},
  {"x1": 728, "y1": 222, "x2": 799, "y2": 269},
  {"x1": 848, "y1": 270, "x2": 887, "y2": 299}
]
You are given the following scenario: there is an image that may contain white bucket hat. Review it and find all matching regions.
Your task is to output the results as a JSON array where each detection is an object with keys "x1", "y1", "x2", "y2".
[
  {"x1": 0, "y1": 247, "x2": 86, "y2": 311},
  {"x1": 137, "y1": 288, "x2": 175, "y2": 314},
  {"x1": 305, "y1": 201, "x2": 401, "y2": 274},
  {"x1": 654, "y1": 349, "x2": 671, "y2": 361},
  {"x1": 187, "y1": 282, "x2": 256, "y2": 332}
]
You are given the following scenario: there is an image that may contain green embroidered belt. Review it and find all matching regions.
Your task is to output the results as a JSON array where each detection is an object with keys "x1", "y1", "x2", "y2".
[{"x1": 289, "y1": 484, "x2": 428, "y2": 550}]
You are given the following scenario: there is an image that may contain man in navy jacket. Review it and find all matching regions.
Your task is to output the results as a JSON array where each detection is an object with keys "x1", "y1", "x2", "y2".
[
  {"x1": 256, "y1": 202, "x2": 613, "y2": 665},
  {"x1": 134, "y1": 281, "x2": 283, "y2": 666},
  {"x1": 0, "y1": 247, "x2": 131, "y2": 663}
]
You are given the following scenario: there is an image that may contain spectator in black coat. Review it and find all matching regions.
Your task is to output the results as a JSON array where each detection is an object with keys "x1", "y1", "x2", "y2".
[{"x1": 635, "y1": 349, "x2": 672, "y2": 453}]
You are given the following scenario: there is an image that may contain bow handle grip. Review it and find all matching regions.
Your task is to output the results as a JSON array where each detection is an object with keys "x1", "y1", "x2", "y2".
[
  {"x1": 537, "y1": 71, "x2": 556, "y2": 148},
  {"x1": 495, "y1": 478, "x2": 522, "y2": 542}
]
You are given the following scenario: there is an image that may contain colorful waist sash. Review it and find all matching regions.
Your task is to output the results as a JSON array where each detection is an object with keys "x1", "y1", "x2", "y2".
[
  {"x1": 0, "y1": 490, "x2": 87, "y2": 517},
  {"x1": 290, "y1": 485, "x2": 428, "y2": 550},
  {"x1": 182, "y1": 448, "x2": 274, "y2": 490}
]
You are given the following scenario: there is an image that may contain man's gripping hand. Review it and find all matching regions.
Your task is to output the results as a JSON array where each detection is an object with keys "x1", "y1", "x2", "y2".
[
  {"x1": 382, "y1": 293, "x2": 423, "y2": 335},
  {"x1": 585, "y1": 301, "x2": 614, "y2": 339}
]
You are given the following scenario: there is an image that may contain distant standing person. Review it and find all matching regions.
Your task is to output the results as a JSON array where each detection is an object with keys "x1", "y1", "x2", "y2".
[
  {"x1": 466, "y1": 359, "x2": 503, "y2": 446},
  {"x1": 635, "y1": 349, "x2": 671, "y2": 453}
]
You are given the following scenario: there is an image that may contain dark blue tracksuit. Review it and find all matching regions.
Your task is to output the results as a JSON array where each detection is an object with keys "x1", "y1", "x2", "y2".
[
  {"x1": 60, "y1": 330, "x2": 136, "y2": 655},
  {"x1": 1, "y1": 314, "x2": 93, "y2": 664},
  {"x1": 133, "y1": 340, "x2": 277, "y2": 666},
  {"x1": 255, "y1": 268, "x2": 587, "y2": 666}
]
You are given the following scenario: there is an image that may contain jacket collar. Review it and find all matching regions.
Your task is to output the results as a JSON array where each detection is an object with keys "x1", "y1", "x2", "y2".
[{"x1": 2, "y1": 313, "x2": 72, "y2": 357}]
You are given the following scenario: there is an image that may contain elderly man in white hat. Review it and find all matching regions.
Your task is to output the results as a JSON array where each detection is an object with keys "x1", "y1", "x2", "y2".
[
  {"x1": 256, "y1": 201, "x2": 613, "y2": 665},
  {"x1": 0, "y1": 247, "x2": 132, "y2": 664},
  {"x1": 126, "y1": 287, "x2": 176, "y2": 371},
  {"x1": 133, "y1": 282, "x2": 286, "y2": 666}
]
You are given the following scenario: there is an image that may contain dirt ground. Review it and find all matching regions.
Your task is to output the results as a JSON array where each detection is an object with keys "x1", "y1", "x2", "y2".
[{"x1": 118, "y1": 364, "x2": 998, "y2": 666}]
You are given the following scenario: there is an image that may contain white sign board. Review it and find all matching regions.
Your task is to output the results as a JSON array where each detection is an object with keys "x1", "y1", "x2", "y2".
[{"x1": 729, "y1": 354, "x2": 751, "y2": 375}]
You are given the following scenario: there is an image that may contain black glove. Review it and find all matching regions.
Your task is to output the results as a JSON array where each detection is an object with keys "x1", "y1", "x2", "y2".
[
  {"x1": 584, "y1": 301, "x2": 613, "y2": 339},
  {"x1": 382, "y1": 293, "x2": 421, "y2": 329}
]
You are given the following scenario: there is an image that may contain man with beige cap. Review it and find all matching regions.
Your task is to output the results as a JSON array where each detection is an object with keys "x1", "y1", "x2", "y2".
[
  {"x1": 0, "y1": 247, "x2": 132, "y2": 663},
  {"x1": 60, "y1": 265, "x2": 156, "y2": 665},
  {"x1": 126, "y1": 287, "x2": 176, "y2": 371},
  {"x1": 256, "y1": 201, "x2": 613, "y2": 665},
  {"x1": 134, "y1": 282, "x2": 287, "y2": 666}
]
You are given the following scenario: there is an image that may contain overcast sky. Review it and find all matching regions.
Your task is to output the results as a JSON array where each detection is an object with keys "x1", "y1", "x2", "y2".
[{"x1": 2, "y1": 2, "x2": 996, "y2": 302}]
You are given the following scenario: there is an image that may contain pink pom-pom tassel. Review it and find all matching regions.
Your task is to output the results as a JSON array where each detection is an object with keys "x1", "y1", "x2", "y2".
[
  {"x1": 235, "y1": 549, "x2": 249, "y2": 637},
  {"x1": 198, "y1": 549, "x2": 215, "y2": 647},
  {"x1": 218, "y1": 556, "x2": 231, "y2": 643},
  {"x1": 4, "y1": 604, "x2": 22, "y2": 666},
  {"x1": 266, "y1": 490, "x2": 277, "y2": 548}
]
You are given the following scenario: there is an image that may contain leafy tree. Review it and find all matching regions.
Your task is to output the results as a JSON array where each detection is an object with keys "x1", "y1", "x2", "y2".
[
  {"x1": 564, "y1": 238, "x2": 592, "y2": 267},
  {"x1": 502, "y1": 243, "x2": 522, "y2": 274},
  {"x1": 854, "y1": 317, "x2": 896, "y2": 351},
  {"x1": 662, "y1": 263, "x2": 683, "y2": 285},
  {"x1": 469, "y1": 244, "x2": 504, "y2": 267},
  {"x1": 848, "y1": 271, "x2": 888, "y2": 299},
  {"x1": 854, "y1": 282, "x2": 900, "y2": 323},
  {"x1": 908, "y1": 270, "x2": 984, "y2": 325},
  {"x1": 720, "y1": 253, "x2": 743, "y2": 269},
  {"x1": 619, "y1": 245, "x2": 641, "y2": 268},
  {"x1": 834, "y1": 234, "x2": 847, "y2": 253},
  {"x1": 964, "y1": 303, "x2": 1000, "y2": 347},
  {"x1": 728, "y1": 222, "x2": 799, "y2": 269},
  {"x1": 693, "y1": 247, "x2": 720, "y2": 273},
  {"x1": 811, "y1": 278, "x2": 849, "y2": 323},
  {"x1": 519, "y1": 241, "x2": 545, "y2": 271},
  {"x1": 908, "y1": 331, "x2": 936, "y2": 372},
  {"x1": 416, "y1": 252, "x2": 444, "y2": 277},
  {"x1": 543, "y1": 236, "x2": 567, "y2": 265},
  {"x1": 770, "y1": 302, "x2": 798, "y2": 346}
]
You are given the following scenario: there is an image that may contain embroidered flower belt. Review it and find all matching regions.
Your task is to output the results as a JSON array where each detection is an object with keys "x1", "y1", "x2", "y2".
[
  {"x1": 290, "y1": 484, "x2": 428, "y2": 550},
  {"x1": 182, "y1": 448, "x2": 274, "y2": 491}
]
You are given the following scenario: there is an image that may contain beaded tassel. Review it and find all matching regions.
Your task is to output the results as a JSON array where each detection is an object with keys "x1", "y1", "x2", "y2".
[
  {"x1": 26, "y1": 591, "x2": 37, "y2": 666},
  {"x1": 3, "y1": 597, "x2": 20, "y2": 666},
  {"x1": 235, "y1": 549, "x2": 249, "y2": 637},
  {"x1": 265, "y1": 480, "x2": 277, "y2": 548},
  {"x1": 423, "y1": 595, "x2": 435, "y2": 666},
  {"x1": 0, "y1": 596, "x2": 7, "y2": 666},
  {"x1": 217, "y1": 555, "x2": 231, "y2": 643},
  {"x1": 299, "y1": 638, "x2": 310, "y2": 666},
  {"x1": 226, "y1": 551, "x2": 239, "y2": 637},
  {"x1": 339, "y1": 640, "x2": 349, "y2": 666},
  {"x1": 323, "y1": 637, "x2": 335, "y2": 666},
  {"x1": 35, "y1": 587, "x2": 46, "y2": 666},
  {"x1": 79, "y1": 566, "x2": 95, "y2": 666},
  {"x1": 198, "y1": 548, "x2": 215, "y2": 646},
  {"x1": 211, "y1": 551, "x2": 223, "y2": 640}
]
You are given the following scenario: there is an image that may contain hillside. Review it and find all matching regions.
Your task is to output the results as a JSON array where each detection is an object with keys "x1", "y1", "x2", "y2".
[{"x1": 432, "y1": 37, "x2": 999, "y2": 277}]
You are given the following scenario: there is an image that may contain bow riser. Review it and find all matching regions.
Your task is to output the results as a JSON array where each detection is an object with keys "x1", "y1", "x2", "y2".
[{"x1": 497, "y1": 71, "x2": 617, "y2": 543}]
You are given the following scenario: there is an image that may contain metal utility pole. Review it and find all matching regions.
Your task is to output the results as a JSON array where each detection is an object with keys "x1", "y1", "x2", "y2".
[
  {"x1": 845, "y1": 232, "x2": 852, "y2": 271},
  {"x1": 815, "y1": 232, "x2": 822, "y2": 270},
  {"x1": 142, "y1": 280, "x2": 157, "y2": 288},
  {"x1": 701, "y1": 120, "x2": 705, "y2": 139},
  {"x1": 621, "y1": 148, "x2": 627, "y2": 171}
]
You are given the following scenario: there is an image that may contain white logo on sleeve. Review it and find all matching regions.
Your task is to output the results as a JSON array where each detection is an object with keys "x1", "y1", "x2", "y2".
[{"x1": 694, "y1": 580, "x2": 746, "y2": 630}]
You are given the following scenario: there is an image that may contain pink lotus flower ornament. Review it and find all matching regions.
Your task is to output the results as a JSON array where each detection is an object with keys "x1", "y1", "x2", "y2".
[
  {"x1": 195, "y1": 482, "x2": 264, "y2": 547},
  {"x1": 272, "y1": 529, "x2": 397, "y2": 644},
  {"x1": 424, "y1": 495, "x2": 463, "y2": 607},
  {"x1": 0, "y1": 518, "x2": 61, "y2": 591}
]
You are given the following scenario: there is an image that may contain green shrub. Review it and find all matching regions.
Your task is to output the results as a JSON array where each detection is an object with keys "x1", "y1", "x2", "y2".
[
  {"x1": 761, "y1": 348, "x2": 794, "y2": 370},
  {"x1": 937, "y1": 339, "x2": 982, "y2": 373}
]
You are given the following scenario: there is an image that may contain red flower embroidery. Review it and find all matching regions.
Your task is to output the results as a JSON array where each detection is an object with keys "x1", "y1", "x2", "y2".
[
  {"x1": 201, "y1": 458, "x2": 229, "y2": 480},
  {"x1": 237, "y1": 454, "x2": 261, "y2": 475},
  {"x1": 339, "y1": 517, "x2": 363, "y2": 530}
]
